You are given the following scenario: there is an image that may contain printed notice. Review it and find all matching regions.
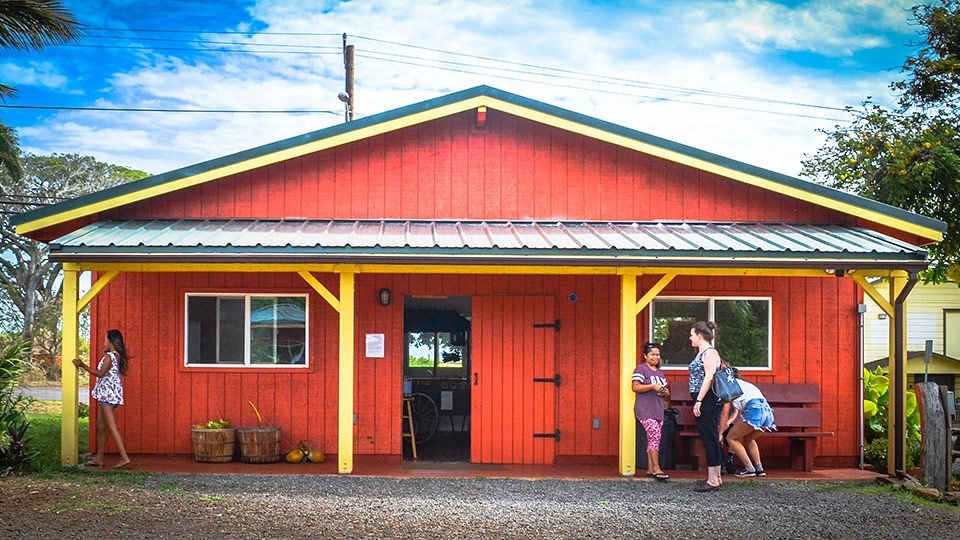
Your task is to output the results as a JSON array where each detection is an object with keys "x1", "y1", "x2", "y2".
[
  {"x1": 365, "y1": 333, "x2": 385, "y2": 358},
  {"x1": 440, "y1": 390, "x2": 453, "y2": 410}
]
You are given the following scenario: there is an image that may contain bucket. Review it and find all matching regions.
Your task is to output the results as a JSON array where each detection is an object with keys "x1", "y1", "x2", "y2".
[
  {"x1": 237, "y1": 427, "x2": 281, "y2": 463},
  {"x1": 191, "y1": 427, "x2": 236, "y2": 463}
]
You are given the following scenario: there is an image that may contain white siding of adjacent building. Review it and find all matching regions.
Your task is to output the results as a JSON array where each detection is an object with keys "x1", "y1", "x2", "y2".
[{"x1": 862, "y1": 281, "x2": 960, "y2": 362}]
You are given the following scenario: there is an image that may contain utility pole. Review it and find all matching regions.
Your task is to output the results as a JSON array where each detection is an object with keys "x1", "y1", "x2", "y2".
[{"x1": 342, "y1": 33, "x2": 355, "y2": 122}]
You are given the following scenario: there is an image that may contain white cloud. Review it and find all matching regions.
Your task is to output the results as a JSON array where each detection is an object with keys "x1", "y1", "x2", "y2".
[
  {"x1": 7, "y1": 0, "x2": 918, "y2": 179},
  {"x1": 1, "y1": 61, "x2": 70, "y2": 90}
]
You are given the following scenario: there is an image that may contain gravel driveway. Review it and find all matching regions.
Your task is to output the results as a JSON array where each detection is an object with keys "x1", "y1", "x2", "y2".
[{"x1": 2, "y1": 473, "x2": 958, "y2": 539}]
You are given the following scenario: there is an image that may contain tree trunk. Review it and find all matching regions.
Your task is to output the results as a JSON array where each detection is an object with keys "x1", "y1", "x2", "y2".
[{"x1": 915, "y1": 382, "x2": 949, "y2": 492}]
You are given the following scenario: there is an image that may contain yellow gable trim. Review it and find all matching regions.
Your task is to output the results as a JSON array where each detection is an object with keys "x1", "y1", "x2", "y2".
[
  {"x1": 17, "y1": 93, "x2": 941, "y2": 243},
  {"x1": 15, "y1": 97, "x2": 489, "y2": 235},
  {"x1": 483, "y1": 98, "x2": 942, "y2": 243}
]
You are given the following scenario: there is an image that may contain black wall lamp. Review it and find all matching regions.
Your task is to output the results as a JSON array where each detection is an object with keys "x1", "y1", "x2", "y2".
[{"x1": 378, "y1": 288, "x2": 392, "y2": 306}]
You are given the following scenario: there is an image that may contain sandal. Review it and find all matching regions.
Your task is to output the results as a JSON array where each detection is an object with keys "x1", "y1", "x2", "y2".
[
  {"x1": 653, "y1": 473, "x2": 670, "y2": 481},
  {"x1": 694, "y1": 481, "x2": 721, "y2": 492}
]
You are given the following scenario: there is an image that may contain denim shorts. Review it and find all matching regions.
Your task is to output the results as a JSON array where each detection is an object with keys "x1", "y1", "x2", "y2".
[
  {"x1": 741, "y1": 399, "x2": 777, "y2": 431},
  {"x1": 99, "y1": 401, "x2": 121, "y2": 408}
]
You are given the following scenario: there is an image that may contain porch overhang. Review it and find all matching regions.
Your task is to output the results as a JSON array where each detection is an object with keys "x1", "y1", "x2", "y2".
[
  {"x1": 47, "y1": 219, "x2": 930, "y2": 273},
  {"x1": 52, "y1": 219, "x2": 930, "y2": 477}
]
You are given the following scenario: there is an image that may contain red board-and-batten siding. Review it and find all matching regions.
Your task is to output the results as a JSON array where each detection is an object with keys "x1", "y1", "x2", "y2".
[{"x1": 89, "y1": 108, "x2": 860, "y2": 466}]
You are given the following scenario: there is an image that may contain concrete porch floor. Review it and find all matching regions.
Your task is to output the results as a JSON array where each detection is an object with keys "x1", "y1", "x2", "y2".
[{"x1": 84, "y1": 454, "x2": 885, "y2": 482}]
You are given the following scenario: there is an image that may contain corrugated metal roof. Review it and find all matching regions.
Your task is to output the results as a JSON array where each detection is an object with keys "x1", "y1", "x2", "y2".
[{"x1": 48, "y1": 219, "x2": 928, "y2": 269}]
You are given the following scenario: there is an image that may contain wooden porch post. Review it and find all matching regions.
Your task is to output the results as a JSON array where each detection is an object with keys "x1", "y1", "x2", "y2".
[
  {"x1": 61, "y1": 269, "x2": 80, "y2": 465},
  {"x1": 338, "y1": 272, "x2": 356, "y2": 473},
  {"x1": 619, "y1": 274, "x2": 638, "y2": 476},
  {"x1": 888, "y1": 274, "x2": 917, "y2": 475}
]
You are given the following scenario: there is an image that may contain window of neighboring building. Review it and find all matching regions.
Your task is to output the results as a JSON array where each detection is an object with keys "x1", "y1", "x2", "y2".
[
  {"x1": 406, "y1": 332, "x2": 466, "y2": 372},
  {"x1": 651, "y1": 297, "x2": 771, "y2": 369},
  {"x1": 186, "y1": 294, "x2": 308, "y2": 366}
]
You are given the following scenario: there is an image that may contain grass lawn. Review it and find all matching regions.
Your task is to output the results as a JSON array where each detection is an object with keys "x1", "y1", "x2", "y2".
[{"x1": 25, "y1": 399, "x2": 89, "y2": 473}]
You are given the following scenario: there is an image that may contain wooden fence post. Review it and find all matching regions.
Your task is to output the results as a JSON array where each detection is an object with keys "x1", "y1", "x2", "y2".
[{"x1": 915, "y1": 382, "x2": 949, "y2": 491}]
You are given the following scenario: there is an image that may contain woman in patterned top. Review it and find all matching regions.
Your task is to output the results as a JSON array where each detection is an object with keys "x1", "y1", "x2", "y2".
[
  {"x1": 73, "y1": 329, "x2": 131, "y2": 469},
  {"x1": 688, "y1": 321, "x2": 724, "y2": 492}
]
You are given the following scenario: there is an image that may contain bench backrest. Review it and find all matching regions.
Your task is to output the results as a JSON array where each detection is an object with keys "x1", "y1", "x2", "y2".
[
  {"x1": 667, "y1": 380, "x2": 822, "y2": 430},
  {"x1": 672, "y1": 405, "x2": 822, "y2": 430},
  {"x1": 668, "y1": 381, "x2": 820, "y2": 406}
]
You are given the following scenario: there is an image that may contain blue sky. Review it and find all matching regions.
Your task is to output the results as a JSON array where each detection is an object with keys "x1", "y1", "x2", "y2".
[{"x1": 1, "y1": 0, "x2": 922, "y2": 177}]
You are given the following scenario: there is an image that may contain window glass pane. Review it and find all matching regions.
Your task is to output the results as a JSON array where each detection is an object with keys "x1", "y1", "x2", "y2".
[
  {"x1": 407, "y1": 332, "x2": 436, "y2": 368},
  {"x1": 218, "y1": 298, "x2": 245, "y2": 363},
  {"x1": 437, "y1": 332, "x2": 464, "y2": 369},
  {"x1": 652, "y1": 300, "x2": 708, "y2": 367},
  {"x1": 716, "y1": 299, "x2": 769, "y2": 367},
  {"x1": 250, "y1": 296, "x2": 306, "y2": 365},
  {"x1": 187, "y1": 296, "x2": 217, "y2": 364}
]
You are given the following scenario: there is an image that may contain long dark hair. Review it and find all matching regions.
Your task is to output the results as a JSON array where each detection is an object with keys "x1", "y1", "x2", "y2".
[{"x1": 106, "y1": 329, "x2": 129, "y2": 375}]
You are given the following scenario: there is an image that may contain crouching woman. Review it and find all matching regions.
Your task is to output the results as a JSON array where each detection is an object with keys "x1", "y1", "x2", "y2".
[{"x1": 723, "y1": 369, "x2": 776, "y2": 478}]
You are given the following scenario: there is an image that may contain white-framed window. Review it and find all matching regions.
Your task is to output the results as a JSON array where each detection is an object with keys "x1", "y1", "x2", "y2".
[
  {"x1": 650, "y1": 297, "x2": 771, "y2": 369},
  {"x1": 185, "y1": 294, "x2": 308, "y2": 367}
]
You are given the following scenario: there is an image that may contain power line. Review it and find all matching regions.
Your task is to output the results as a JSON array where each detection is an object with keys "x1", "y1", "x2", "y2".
[
  {"x1": 0, "y1": 104, "x2": 343, "y2": 115},
  {"x1": 87, "y1": 27, "x2": 342, "y2": 37},
  {"x1": 61, "y1": 43, "x2": 341, "y2": 55},
  {"x1": 351, "y1": 34, "x2": 848, "y2": 113},
  {"x1": 9, "y1": 28, "x2": 855, "y2": 122},
  {"x1": 84, "y1": 33, "x2": 342, "y2": 51},
  {"x1": 356, "y1": 49, "x2": 847, "y2": 114},
  {"x1": 75, "y1": 28, "x2": 846, "y2": 117},
  {"x1": 355, "y1": 52, "x2": 847, "y2": 122}
]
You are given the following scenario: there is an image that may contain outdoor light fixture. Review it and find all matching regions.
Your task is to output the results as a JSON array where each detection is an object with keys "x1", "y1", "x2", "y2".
[{"x1": 378, "y1": 288, "x2": 391, "y2": 306}]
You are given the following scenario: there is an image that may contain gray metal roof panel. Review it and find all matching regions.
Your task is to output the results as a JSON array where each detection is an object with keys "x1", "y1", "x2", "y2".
[{"x1": 48, "y1": 219, "x2": 928, "y2": 268}]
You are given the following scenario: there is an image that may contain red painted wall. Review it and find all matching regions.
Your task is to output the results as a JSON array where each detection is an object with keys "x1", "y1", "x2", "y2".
[
  {"x1": 82, "y1": 108, "x2": 864, "y2": 466},
  {"x1": 88, "y1": 271, "x2": 860, "y2": 467},
  {"x1": 114, "y1": 109, "x2": 848, "y2": 226}
]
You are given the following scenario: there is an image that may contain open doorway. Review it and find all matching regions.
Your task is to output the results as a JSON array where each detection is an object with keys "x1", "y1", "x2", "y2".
[{"x1": 402, "y1": 295, "x2": 471, "y2": 462}]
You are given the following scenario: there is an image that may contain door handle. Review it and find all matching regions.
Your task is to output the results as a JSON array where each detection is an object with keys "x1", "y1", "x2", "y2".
[{"x1": 473, "y1": 373, "x2": 478, "y2": 386}]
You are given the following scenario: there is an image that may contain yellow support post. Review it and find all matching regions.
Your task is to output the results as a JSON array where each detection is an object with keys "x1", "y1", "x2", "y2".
[
  {"x1": 61, "y1": 269, "x2": 80, "y2": 466},
  {"x1": 338, "y1": 272, "x2": 356, "y2": 473},
  {"x1": 619, "y1": 274, "x2": 638, "y2": 476},
  {"x1": 887, "y1": 276, "x2": 909, "y2": 475}
]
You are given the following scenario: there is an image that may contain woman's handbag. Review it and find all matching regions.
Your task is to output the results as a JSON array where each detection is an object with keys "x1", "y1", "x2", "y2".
[{"x1": 711, "y1": 362, "x2": 743, "y2": 402}]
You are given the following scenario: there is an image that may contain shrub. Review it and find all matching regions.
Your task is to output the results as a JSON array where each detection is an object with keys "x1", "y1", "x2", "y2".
[
  {"x1": 0, "y1": 340, "x2": 35, "y2": 475},
  {"x1": 863, "y1": 366, "x2": 921, "y2": 470}
]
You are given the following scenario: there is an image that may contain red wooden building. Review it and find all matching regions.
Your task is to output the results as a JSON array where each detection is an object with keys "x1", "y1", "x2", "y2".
[{"x1": 13, "y1": 86, "x2": 943, "y2": 475}]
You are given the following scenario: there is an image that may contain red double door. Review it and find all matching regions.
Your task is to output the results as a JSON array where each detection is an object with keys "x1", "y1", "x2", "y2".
[{"x1": 471, "y1": 295, "x2": 559, "y2": 464}]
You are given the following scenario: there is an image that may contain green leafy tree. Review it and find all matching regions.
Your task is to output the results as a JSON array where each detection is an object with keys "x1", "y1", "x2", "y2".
[
  {"x1": 0, "y1": 154, "x2": 148, "y2": 364},
  {"x1": 801, "y1": 1, "x2": 960, "y2": 282},
  {"x1": 894, "y1": 0, "x2": 960, "y2": 109}
]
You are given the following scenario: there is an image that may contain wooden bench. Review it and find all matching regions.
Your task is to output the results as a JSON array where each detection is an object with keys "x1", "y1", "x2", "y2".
[{"x1": 668, "y1": 381, "x2": 834, "y2": 472}]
